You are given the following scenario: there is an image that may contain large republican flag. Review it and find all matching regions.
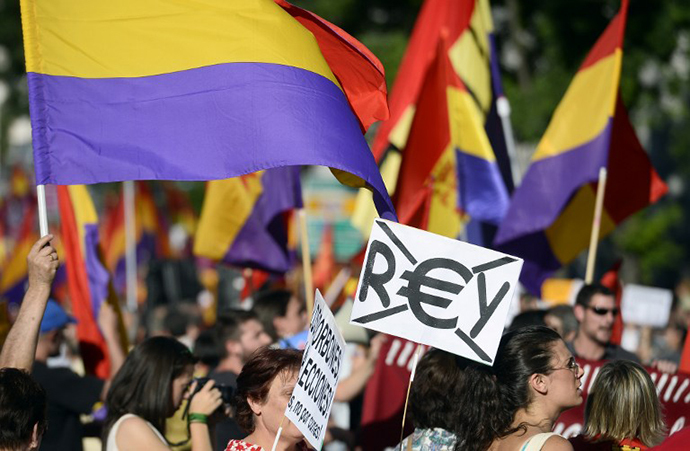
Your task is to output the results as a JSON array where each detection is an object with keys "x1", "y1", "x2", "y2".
[
  {"x1": 494, "y1": 0, "x2": 667, "y2": 294},
  {"x1": 194, "y1": 167, "x2": 302, "y2": 274},
  {"x1": 19, "y1": 0, "x2": 395, "y2": 220}
]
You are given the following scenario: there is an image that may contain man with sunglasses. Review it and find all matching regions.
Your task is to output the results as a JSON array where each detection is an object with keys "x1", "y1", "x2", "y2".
[{"x1": 567, "y1": 283, "x2": 640, "y2": 363}]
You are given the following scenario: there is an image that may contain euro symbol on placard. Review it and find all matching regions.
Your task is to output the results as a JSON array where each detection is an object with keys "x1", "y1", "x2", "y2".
[{"x1": 397, "y1": 258, "x2": 474, "y2": 329}]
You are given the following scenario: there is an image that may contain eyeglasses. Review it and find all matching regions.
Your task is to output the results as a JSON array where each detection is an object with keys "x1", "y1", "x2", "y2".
[
  {"x1": 586, "y1": 306, "x2": 619, "y2": 317},
  {"x1": 551, "y1": 357, "x2": 580, "y2": 375}
]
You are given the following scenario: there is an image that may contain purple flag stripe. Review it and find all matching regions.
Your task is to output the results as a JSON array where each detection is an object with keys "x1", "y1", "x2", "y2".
[
  {"x1": 27, "y1": 62, "x2": 395, "y2": 220},
  {"x1": 83, "y1": 224, "x2": 110, "y2": 316},
  {"x1": 456, "y1": 151, "x2": 510, "y2": 225},
  {"x1": 223, "y1": 167, "x2": 302, "y2": 273},
  {"x1": 495, "y1": 120, "x2": 613, "y2": 245}
]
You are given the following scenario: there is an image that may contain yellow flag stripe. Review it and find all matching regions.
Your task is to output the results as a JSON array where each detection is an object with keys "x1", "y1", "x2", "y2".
[{"x1": 20, "y1": 0, "x2": 338, "y2": 86}]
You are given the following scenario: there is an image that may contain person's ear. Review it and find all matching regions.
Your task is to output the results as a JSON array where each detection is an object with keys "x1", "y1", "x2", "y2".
[
  {"x1": 529, "y1": 373, "x2": 549, "y2": 395},
  {"x1": 574, "y1": 304, "x2": 585, "y2": 323},
  {"x1": 247, "y1": 397, "x2": 263, "y2": 416},
  {"x1": 30, "y1": 423, "x2": 40, "y2": 449}
]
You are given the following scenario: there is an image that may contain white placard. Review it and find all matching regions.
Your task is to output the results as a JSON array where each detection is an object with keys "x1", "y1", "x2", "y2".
[
  {"x1": 621, "y1": 284, "x2": 673, "y2": 328},
  {"x1": 285, "y1": 290, "x2": 345, "y2": 450},
  {"x1": 351, "y1": 219, "x2": 523, "y2": 365}
]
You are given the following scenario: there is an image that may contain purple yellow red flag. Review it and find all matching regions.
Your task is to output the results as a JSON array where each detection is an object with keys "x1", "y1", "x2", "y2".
[
  {"x1": 274, "y1": 0, "x2": 388, "y2": 133},
  {"x1": 194, "y1": 167, "x2": 302, "y2": 274},
  {"x1": 20, "y1": 0, "x2": 395, "y2": 220},
  {"x1": 0, "y1": 204, "x2": 38, "y2": 306},
  {"x1": 494, "y1": 0, "x2": 668, "y2": 294},
  {"x1": 101, "y1": 182, "x2": 170, "y2": 296},
  {"x1": 10, "y1": 166, "x2": 32, "y2": 200},
  {"x1": 56, "y1": 185, "x2": 113, "y2": 378},
  {"x1": 162, "y1": 182, "x2": 197, "y2": 237},
  {"x1": 136, "y1": 182, "x2": 172, "y2": 261}
]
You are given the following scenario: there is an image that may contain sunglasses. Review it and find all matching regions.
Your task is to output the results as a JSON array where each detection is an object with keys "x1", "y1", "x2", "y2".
[{"x1": 586, "y1": 305, "x2": 619, "y2": 317}]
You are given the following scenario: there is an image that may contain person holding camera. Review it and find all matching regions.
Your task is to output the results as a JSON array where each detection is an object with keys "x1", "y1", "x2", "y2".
[{"x1": 103, "y1": 336, "x2": 223, "y2": 451}]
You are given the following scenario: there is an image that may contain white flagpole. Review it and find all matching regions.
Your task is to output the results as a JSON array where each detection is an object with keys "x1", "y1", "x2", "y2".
[
  {"x1": 585, "y1": 168, "x2": 608, "y2": 283},
  {"x1": 496, "y1": 96, "x2": 523, "y2": 186},
  {"x1": 123, "y1": 181, "x2": 138, "y2": 313},
  {"x1": 37, "y1": 185, "x2": 50, "y2": 237}
]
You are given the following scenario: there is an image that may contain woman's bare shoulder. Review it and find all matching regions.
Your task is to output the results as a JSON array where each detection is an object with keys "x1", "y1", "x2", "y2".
[
  {"x1": 542, "y1": 435, "x2": 574, "y2": 451},
  {"x1": 488, "y1": 433, "x2": 573, "y2": 451},
  {"x1": 116, "y1": 416, "x2": 170, "y2": 450}
]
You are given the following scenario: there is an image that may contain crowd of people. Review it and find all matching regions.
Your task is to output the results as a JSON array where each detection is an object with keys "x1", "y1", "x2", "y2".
[{"x1": 1, "y1": 237, "x2": 690, "y2": 451}]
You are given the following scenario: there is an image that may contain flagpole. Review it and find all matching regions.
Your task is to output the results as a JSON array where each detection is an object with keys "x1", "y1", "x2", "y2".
[
  {"x1": 585, "y1": 168, "x2": 608, "y2": 283},
  {"x1": 399, "y1": 344, "x2": 423, "y2": 451},
  {"x1": 37, "y1": 185, "x2": 50, "y2": 237},
  {"x1": 496, "y1": 96, "x2": 523, "y2": 186},
  {"x1": 123, "y1": 181, "x2": 138, "y2": 313},
  {"x1": 324, "y1": 267, "x2": 351, "y2": 307},
  {"x1": 299, "y1": 209, "x2": 314, "y2": 319},
  {"x1": 270, "y1": 416, "x2": 286, "y2": 451}
]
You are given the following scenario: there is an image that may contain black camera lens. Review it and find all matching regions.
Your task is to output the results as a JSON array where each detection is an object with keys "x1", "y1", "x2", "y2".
[{"x1": 188, "y1": 377, "x2": 235, "y2": 406}]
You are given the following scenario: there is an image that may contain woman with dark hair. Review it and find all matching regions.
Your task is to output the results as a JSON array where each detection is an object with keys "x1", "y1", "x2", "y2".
[
  {"x1": 490, "y1": 326, "x2": 584, "y2": 451},
  {"x1": 569, "y1": 360, "x2": 666, "y2": 450},
  {"x1": 227, "y1": 347, "x2": 305, "y2": 451},
  {"x1": 399, "y1": 349, "x2": 503, "y2": 451},
  {"x1": 0, "y1": 368, "x2": 47, "y2": 451},
  {"x1": 103, "y1": 336, "x2": 223, "y2": 451}
]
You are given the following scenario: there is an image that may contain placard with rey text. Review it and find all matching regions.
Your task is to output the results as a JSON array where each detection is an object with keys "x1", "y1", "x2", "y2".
[{"x1": 351, "y1": 219, "x2": 523, "y2": 365}]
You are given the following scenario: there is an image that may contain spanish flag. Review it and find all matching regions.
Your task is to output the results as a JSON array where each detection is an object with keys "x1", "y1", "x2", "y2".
[
  {"x1": 394, "y1": 33, "x2": 509, "y2": 238},
  {"x1": 371, "y1": 0, "x2": 503, "y2": 160},
  {"x1": 354, "y1": 0, "x2": 511, "y2": 239},
  {"x1": 20, "y1": 0, "x2": 395, "y2": 220},
  {"x1": 494, "y1": 0, "x2": 667, "y2": 294}
]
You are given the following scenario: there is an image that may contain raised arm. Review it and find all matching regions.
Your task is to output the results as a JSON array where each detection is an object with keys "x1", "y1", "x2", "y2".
[{"x1": 0, "y1": 235, "x2": 59, "y2": 371}]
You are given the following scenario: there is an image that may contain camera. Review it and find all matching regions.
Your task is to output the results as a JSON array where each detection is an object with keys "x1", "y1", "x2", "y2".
[{"x1": 188, "y1": 377, "x2": 235, "y2": 406}]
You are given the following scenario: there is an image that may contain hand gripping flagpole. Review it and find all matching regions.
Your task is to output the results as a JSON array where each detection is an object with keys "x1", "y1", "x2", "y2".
[
  {"x1": 585, "y1": 167, "x2": 608, "y2": 283},
  {"x1": 37, "y1": 185, "x2": 50, "y2": 237}
]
